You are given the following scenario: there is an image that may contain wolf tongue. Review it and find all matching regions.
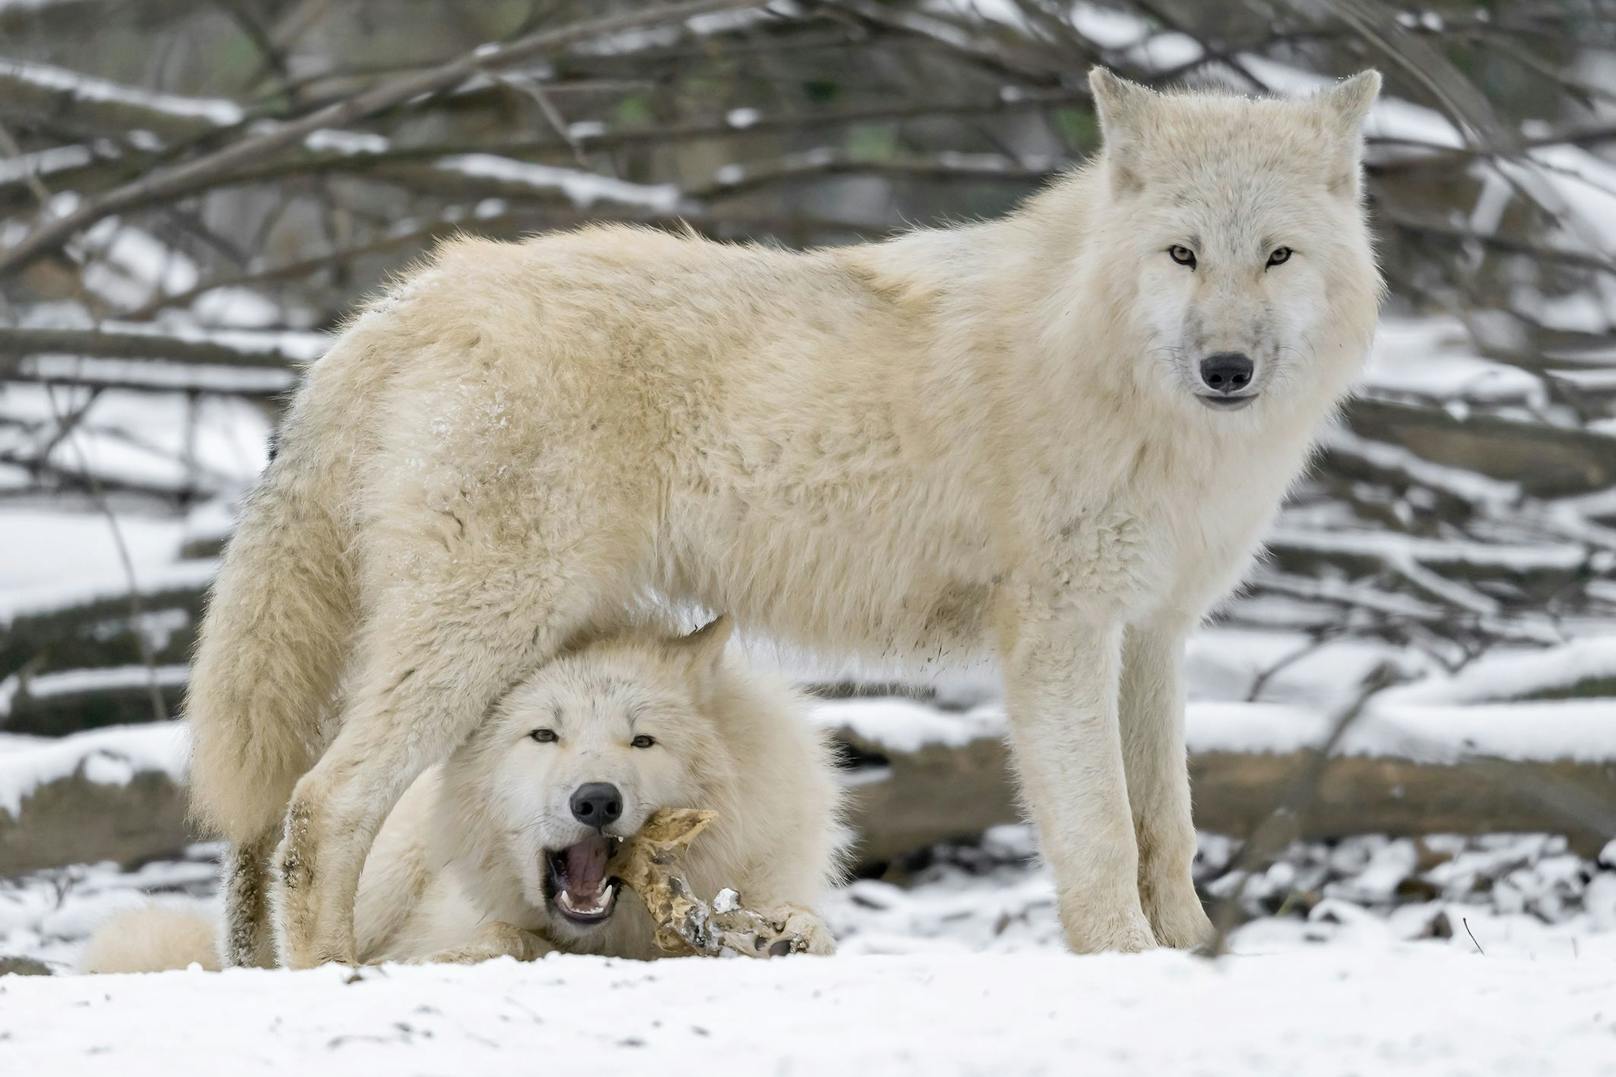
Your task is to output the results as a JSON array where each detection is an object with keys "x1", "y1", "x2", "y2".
[{"x1": 563, "y1": 834, "x2": 610, "y2": 896}]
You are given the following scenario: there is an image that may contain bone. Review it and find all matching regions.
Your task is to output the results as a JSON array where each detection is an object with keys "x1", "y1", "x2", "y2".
[{"x1": 607, "y1": 808, "x2": 827, "y2": 958}]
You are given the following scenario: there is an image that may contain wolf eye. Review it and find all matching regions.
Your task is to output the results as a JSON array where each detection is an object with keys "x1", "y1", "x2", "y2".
[
  {"x1": 630, "y1": 734, "x2": 656, "y2": 749},
  {"x1": 1168, "y1": 245, "x2": 1197, "y2": 268},
  {"x1": 529, "y1": 728, "x2": 558, "y2": 744},
  {"x1": 1266, "y1": 247, "x2": 1292, "y2": 267}
]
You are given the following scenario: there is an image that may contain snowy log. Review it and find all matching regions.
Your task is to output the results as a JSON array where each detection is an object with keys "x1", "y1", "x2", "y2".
[
  {"x1": 5, "y1": 716, "x2": 1612, "y2": 877},
  {"x1": 1338, "y1": 399, "x2": 1616, "y2": 499}
]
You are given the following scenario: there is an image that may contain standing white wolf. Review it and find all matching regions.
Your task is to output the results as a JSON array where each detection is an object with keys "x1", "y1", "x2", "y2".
[
  {"x1": 187, "y1": 67, "x2": 1382, "y2": 966},
  {"x1": 86, "y1": 618, "x2": 842, "y2": 971}
]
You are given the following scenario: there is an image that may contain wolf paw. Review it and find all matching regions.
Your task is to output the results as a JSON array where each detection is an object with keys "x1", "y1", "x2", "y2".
[
  {"x1": 421, "y1": 922, "x2": 550, "y2": 965},
  {"x1": 1148, "y1": 895, "x2": 1214, "y2": 950},
  {"x1": 1061, "y1": 906, "x2": 1158, "y2": 954},
  {"x1": 1141, "y1": 864, "x2": 1214, "y2": 950},
  {"x1": 758, "y1": 905, "x2": 836, "y2": 956}
]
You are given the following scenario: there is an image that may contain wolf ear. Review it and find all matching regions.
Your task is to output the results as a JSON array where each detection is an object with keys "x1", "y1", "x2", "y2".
[
  {"x1": 668, "y1": 615, "x2": 732, "y2": 682},
  {"x1": 1089, "y1": 67, "x2": 1154, "y2": 194},
  {"x1": 1316, "y1": 70, "x2": 1381, "y2": 194}
]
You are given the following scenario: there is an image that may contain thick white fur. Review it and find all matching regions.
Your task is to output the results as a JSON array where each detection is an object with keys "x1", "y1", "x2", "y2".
[
  {"x1": 354, "y1": 618, "x2": 843, "y2": 963},
  {"x1": 186, "y1": 68, "x2": 1383, "y2": 963},
  {"x1": 79, "y1": 905, "x2": 222, "y2": 974},
  {"x1": 90, "y1": 621, "x2": 843, "y2": 971}
]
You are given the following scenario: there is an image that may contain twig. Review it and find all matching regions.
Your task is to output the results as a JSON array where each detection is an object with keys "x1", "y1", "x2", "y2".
[
  {"x1": 1201, "y1": 663, "x2": 1404, "y2": 957},
  {"x1": 1462, "y1": 917, "x2": 1485, "y2": 956},
  {"x1": 0, "y1": 327, "x2": 308, "y2": 369},
  {"x1": 40, "y1": 385, "x2": 168, "y2": 725}
]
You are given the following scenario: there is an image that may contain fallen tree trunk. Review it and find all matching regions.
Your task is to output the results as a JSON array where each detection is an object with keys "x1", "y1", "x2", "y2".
[
  {"x1": 1338, "y1": 397, "x2": 1616, "y2": 498},
  {"x1": 0, "y1": 767, "x2": 189, "y2": 877},
  {"x1": 5, "y1": 722, "x2": 1611, "y2": 877}
]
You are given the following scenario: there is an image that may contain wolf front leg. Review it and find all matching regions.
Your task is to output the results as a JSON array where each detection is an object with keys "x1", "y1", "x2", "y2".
[
  {"x1": 752, "y1": 904, "x2": 837, "y2": 956},
  {"x1": 273, "y1": 573, "x2": 575, "y2": 968},
  {"x1": 1000, "y1": 612, "x2": 1157, "y2": 953},
  {"x1": 1119, "y1": 621, "x2": 1212, "y2": 949}
]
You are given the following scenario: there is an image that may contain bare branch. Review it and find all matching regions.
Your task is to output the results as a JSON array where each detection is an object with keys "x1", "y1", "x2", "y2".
[{"x1": 0, "y1": 0, "x2": 759, "y2": 275}]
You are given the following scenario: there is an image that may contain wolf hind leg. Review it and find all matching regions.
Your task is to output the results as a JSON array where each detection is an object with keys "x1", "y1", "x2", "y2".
[{"x1": 223, "y1": 829, "x2": 281, "y2": 967}]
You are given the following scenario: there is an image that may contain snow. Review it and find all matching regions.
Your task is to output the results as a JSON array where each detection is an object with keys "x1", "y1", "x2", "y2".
[
  {"x1": 1189, "y1": 698, "x2": 1616, "y2": 763},
  {"x1": 813, "y1": 689, "x2": 1616, "y2": 763},
  {"x1": 179, "y1": 498, "x2": 237, "y2": 550},
  {"x1": 0, "y1": 143, "x2": 94, "y2": 185},
  {"x1": 1271, "y1": 525, "x2": 1587, "y2": 574},
  {"x1": 15, "y1": 237, "x2": 303, "y2": 333},
  {"x1": 15, "y1": 355, "x2": 297, "y2": 394},
  {"x1": 0, "y1": 509, "x2": 191, "y2": 593},
  {"x1": 0, "y1": 558, "x2": 218, "y2": 627},
  {"x1": 434, "y1": 155, "x2": 685, "y2": 212},
  {"x1": 0, "y1": 386, "x2": 273, "y2": 495},
  {"x1": 1383, "y1": 637, "x2": 1616, "y2": 705},
  {"x1": 3, "y1": 825, "x2": 1615, "y2": 1072},
  {"x1": 7, "y1": 651, "x2": 1613, "y2": 826},
  {"x1": 79, "y1": 219, "x2": 199, "y2": 307},
  {"x1": 92, "y1": 320, "x2": 328, "y2": 363},
  {"x1": 815, "y1": 697, "x2": 1004, "y2": 752},
  {"x1": 0, "y1": 59, "x2": 244, "y2": 126},
  {"x1": 0, "y1": 938, "x2": 1610, "y2": 1075},
  {"x1": 1364, "y1": 318, "x2": 1545, "y2": 406},
  {"x1": 576, "y1": 5, "x2": 772, "y2": 56},
  {"x1": 303, "y1": 128, "x2": 390, "y2": 155},
  {"x1": 1323, "y1": 427, "x2": 1523, "y2": 506},
  {"x1": 9, "y1": 826, "x2": 1612, "y2": 967},
  {"x1": 0, "y1": 722, "x2": 187, "y2": 816},
  {"x1": 4, "y1": 664, "x2": 187, "y2": 703}
]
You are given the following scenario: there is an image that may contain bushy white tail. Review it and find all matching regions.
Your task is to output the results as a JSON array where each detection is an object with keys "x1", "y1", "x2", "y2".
[
  {"x1": 186, "y1": 337, "x2": 375, "y2": 843},
  {"x1": 79, "y1": 906, "x2": 221, "y2": 974}
]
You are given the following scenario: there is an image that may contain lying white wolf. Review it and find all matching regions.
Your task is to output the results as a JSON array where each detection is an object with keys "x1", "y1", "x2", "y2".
[
  {"x1": 186, "y1": 67, "x2": 1383, "y2": 965},
  {"x1": 84, "y1": 619, "x2": 842, "y2": 971}
]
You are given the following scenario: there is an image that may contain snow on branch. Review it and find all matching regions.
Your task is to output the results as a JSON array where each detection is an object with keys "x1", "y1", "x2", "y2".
[
  {"x1": 0, "y1": 326, "x2": 319, "y2": 370},
  {"x1": 0, "y1": 57, "x2": 245, "y2": 135}
]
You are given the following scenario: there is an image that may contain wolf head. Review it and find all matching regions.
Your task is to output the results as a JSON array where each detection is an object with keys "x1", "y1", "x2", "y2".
[
  {"x1": 1054, "y1": 68, "x2": 1383, "y2": 418},
  {"x1": 440, "y1": 618, "x2": 737, "y2": 941}
]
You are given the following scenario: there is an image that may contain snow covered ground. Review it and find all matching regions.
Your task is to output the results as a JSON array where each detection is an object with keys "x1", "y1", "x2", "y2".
[
  {"x1": 3, "y1": 945, "x2": 1614, "y2": 1076},
  {"x1": 9, "y1": 826, "x2": 1611, "y2": 968},
  {"x1": 2, "y1": 828, "x2": 1615, "y2": 1075}
]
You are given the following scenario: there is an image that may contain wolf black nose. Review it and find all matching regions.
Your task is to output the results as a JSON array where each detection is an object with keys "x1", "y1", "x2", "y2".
[
  {"x1": 1199, "y1": 352, "x2": 1254, "y2": 394},
  {"x1": 570, "y1": 782, "x2": 623, "y2": 827}
]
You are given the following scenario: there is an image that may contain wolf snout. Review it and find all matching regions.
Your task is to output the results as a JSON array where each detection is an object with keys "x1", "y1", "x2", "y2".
[
  {"x1": 569, "y1": 782, "x2": 624, "y2": 828},
  {"x1": 1198, "y1": 352, "x2": 1254, "y2": 395}
]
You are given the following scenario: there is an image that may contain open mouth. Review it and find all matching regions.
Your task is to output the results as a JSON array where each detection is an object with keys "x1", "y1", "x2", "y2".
[
  {"x1": 1197, "y1": 394, "x2": 1258, "y2": 411},
  {"x1": 544, "y1": 833, "x2": 625, "y2": 927}
]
